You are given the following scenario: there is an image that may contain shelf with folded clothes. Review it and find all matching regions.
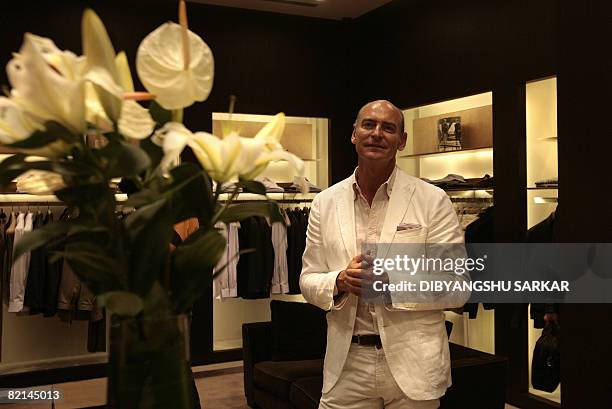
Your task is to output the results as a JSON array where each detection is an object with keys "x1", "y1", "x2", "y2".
[
  {"x1": 399, "y1": 146, "x2": 492, "y2": 159},
  {"x1": 421, "y1": 174, "x2": 494, "y2": 192}
]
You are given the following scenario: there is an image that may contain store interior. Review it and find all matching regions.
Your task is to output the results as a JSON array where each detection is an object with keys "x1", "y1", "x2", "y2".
[{"x1": 1, "y1": 0, "x2": 611, "y2": 408}]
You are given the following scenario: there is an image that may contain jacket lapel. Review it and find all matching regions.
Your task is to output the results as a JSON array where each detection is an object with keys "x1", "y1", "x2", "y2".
[
  {"x1": 334, "y1": 181, "x2": 357, "y2": 259},
  {"x1": 380, "y1": 171, "x2": 416, "y2": 244}
]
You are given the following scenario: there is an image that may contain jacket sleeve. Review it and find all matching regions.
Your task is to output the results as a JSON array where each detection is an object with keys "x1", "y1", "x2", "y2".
[
  {"x1": 299, "y1": 194, "x2": 345, "y2": 311},
  {"x1": 386, "y1": 191, "x2": 471, "y2": 311}
]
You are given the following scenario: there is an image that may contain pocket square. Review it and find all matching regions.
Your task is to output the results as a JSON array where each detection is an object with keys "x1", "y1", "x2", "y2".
[{"x1": 397, "y1": 223, "x2": 422, "y2": 231}]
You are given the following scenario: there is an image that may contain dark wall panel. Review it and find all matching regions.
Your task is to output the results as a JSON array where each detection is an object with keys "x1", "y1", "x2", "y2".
[
  {"x1": 0, "y1": 0, "x2": 354, "y2": 183},
  {"x1": 352, "y1": 0, "x2": 557, "y2": 110}
]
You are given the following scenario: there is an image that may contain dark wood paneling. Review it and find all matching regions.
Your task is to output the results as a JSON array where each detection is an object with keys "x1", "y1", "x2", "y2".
[
  {"x1": 0, "y1": 0, "x2": 354, "y2": 182},
  {"x1": 557, "y1": 0, "x2": 612, "y2": 407}
]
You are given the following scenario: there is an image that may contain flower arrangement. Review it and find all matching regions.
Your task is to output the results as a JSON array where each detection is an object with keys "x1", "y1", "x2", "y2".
[{"x1": 0, "y1": 1, "x2": 303, "y2": 407}]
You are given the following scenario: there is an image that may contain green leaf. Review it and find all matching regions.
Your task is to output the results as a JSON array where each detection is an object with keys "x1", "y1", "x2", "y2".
[
  {"x1": 171, "y1": 228, "x2": 225, "y2": 312},
  {"x1": 13, "y1": 221, "x2": 71, "y2": 261},
  {"x1": 236, "y1": 180, "x2": 266, "y2": 195},
  {"x1": 217, "y1": 201, "x2": 284, "y2": 224},
  {"x1": 125, "y1": 198, "x2": 174, "y2": 295},
  {"x1": 62, "y1": 241, "x2": 123, "y2": 294},
  {"x1": 211, "y1": 248, "x2": 254, "y2": 280},
  {"x1": 140, "y1": 137, "x2": 164, "y2": 171},
  {"x1": 55, "y1": 183, "x2": 115, "y2": 220},
  {"x1": 142, "y1": 281, "x2": 173, "y2": 317},
  {"x1": 6, "y1": 121, "x2": 78, "y2": 149},
  {"x1": 165, "y1": 163, "x2": 214, "y2": 223},
  {"x1": 99, "y1": 140, "x2": 151, "y2": 178},
  {"x1": 97, "y1": 291, "x2": 144, "y2": 317},
  {"x1": 149, "y1": 100, "x2": 172, "y2": 128}
]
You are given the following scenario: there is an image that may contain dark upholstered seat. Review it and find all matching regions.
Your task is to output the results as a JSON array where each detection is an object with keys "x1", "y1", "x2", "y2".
[
  {"x1": 254, "y1": 359, "x2": 324, "y2": 400},
  {"x1": 289, "y1": 376, "x2": 323, "y2": 409}
]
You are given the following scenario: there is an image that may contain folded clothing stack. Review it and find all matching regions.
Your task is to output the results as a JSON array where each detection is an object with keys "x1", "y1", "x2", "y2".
[{"x1": 421, "y1": 174, "x2": 494, "y2": 190}]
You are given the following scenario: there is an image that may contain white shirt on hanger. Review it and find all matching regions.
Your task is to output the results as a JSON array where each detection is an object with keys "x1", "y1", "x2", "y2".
[
  {"x1": 213, "y1": 221, "x2": 240, "y2": 299},
  {"x1": 8, "y1": 212, "x2": 34, "y2": 313},
  {"x1": 271, "y1": 222, "x2": 289, "y2": 294}
]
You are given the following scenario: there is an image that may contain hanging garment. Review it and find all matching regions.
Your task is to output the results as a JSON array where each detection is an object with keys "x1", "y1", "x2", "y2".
[
  {"x1": 2, "y1": 213, "x2": 17, "y2": 302},
  {"x1": 8, "y1": 212, "x2": 33, "y2": 312},
  {"x1": 527, "y1": 208, "x2": 561, "y2": 329},
  {"x1": 287, "y1": 208, "x2": 309, "y2": 294},
  {"x1": 271, "y1": 222, "x2": 289, "y2": 294},
  {"x1": 57, "y1": 259, "x2": 96, "y2": 320},
  {"x1": 531, "y1": 321, "x2": 561, "y2": 392},
  {"x1": 213, "y1": 221, "x2": 240, "y2": 299},
  {"x1": 462, "y1": 206, "x2": 495, "y2": 319},
  {"x1": 23, "y1": 212, "x2": 46, "y2": 314},
  {"x1": 237, "y1": 216, "x2": 274, "y2": 299}
]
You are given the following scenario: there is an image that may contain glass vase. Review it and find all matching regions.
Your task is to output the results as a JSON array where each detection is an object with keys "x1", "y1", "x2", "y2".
[{"x1": 107, "y1": 313, "x2": 194, "y2": 409}]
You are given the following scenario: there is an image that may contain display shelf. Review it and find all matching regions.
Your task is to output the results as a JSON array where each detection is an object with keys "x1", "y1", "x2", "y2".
[
  {"x1": 527, "y1": 187, "x2": 558, "y2": 190},
  {"x1": 440, "y1": 186, "x2": 494, "y2": 192},
  {"x1": 211, "y1": 112, "x2": 327, "y2": 356},
  {"x1": 399, "y1": 146, "x2": 492, "y2": 159},
  {"x1": 398, "y1": 92, "x2": 495, "y2": 355},
  {"x1": 526, "y1": 77, "x2": 560, "y2": 405}
]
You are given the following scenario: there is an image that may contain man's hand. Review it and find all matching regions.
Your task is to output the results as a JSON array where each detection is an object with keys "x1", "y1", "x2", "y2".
[{"x1": 336, "y1": 254, "x2": 375, "y2": 297}]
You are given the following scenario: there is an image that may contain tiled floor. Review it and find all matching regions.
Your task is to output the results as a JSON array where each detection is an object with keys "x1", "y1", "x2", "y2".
[{"x1": 2, "y1": 363, "x2": 523, "y2": 408}]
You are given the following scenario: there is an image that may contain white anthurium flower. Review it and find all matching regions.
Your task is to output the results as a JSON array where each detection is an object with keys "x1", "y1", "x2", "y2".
[
  {"x1": 15, "y1": 170, "x2": 66, "y2": 195},
  {"x1": 136, "y1": 22, "x2": 214, "y2": 110},
  {"x1": 7, "y1": 34, "x2": 87, "y2": 135}
]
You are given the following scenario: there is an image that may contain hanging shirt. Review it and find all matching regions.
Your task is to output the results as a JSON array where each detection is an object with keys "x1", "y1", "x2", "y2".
[
  {"x1": 271, "y1": 222, "x2": 289, "y2": 294},
  {"x1": 8, "y1": 212, "x2": 33, "y2": 312},
  {"x1": 213, "y1": 221, "x2": 240, "y2": 299}
]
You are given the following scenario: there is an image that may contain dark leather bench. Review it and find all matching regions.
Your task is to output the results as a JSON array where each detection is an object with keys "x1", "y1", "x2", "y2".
[{"x1": 243, "y1": 319, "x2": 508, "y2": 409}]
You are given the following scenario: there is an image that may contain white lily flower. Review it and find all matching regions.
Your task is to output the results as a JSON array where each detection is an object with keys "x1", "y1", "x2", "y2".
[
  {"x1": 136, "y1": 22, "x2": 214, "y2": 110},
  {"x1": 7, "y1": 34, "x2": 87, "y2": 135},
  {"x1": 0, "y1": 97, "x2": 44, "y2": 144},
  {"x1": 151, "y1": 122, "x2": 195, "y2": 172},
  {"x1": 82, "y1": 9, "x2": 123, "y2": 122},
  {"x1": 81, "y1": 11, "x2": 154, "y2": 140},
  {"x1": 15, "y1": 170, "x2": 66, "y2": 195},
  {"x1": 153, "y1": 113, "x2": 304, "y2": 186}
]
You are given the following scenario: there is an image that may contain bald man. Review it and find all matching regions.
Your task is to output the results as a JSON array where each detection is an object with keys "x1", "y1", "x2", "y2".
[{"x1": 300, "y1": 100, "x2": 469, "y2": 409}]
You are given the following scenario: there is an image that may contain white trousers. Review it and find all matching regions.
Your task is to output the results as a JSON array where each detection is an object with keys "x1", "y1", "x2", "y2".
[{"x1": 319, "y1": 344, "x2": 440, "y2": 409}]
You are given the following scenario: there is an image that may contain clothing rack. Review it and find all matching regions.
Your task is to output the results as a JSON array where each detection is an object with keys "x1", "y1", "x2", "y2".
[{"x1": 0, "y1": 194, "x2": 128, "y2": 204}]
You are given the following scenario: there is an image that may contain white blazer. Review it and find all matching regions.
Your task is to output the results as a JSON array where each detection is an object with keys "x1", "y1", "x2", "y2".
[{"x1": 299, "y1": 168, "x2": 470, "y2": 400}]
